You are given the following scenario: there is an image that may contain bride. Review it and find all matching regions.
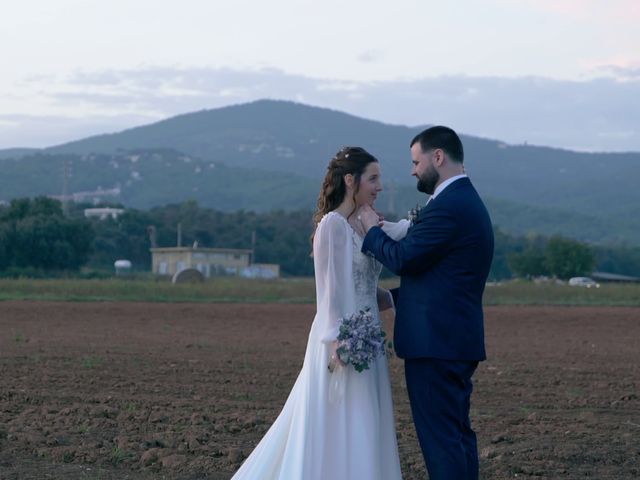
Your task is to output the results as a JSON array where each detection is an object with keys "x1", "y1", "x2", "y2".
[{"x1": 231, "y1": 147, "x2": 404, "y2": 480}]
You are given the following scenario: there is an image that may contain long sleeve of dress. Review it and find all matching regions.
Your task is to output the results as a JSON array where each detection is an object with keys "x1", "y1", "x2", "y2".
[{"x1": 313, "y1": 213, "x2": 357, "y2": 344}]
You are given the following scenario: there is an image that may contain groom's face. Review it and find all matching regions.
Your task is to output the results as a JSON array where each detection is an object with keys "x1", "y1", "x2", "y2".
[{"x1": 411, "y1": 143, "x2": 439, "y2": 195}]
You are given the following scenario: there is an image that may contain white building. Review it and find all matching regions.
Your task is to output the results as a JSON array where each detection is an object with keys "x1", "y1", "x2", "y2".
[
  {"x1": 84, "y1": 207, "x2": 125, "y2": 220},
  {"x1": 150, "y1": 246, "x2": 279, "y2": 279}
]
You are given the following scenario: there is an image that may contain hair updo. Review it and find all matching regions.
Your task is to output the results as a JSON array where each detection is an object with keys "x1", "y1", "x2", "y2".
[{"x1": 310, "y1": 146, "x2": 378, "y2": 245}]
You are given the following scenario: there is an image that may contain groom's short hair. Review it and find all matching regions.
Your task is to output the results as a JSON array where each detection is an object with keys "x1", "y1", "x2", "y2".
[{"x1": 411, "y1": 126, "x2": 464, "y2": 164}]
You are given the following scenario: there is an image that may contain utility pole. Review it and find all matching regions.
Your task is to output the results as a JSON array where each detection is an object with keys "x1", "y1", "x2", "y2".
[
  {"x1": 147, "y1": 225, "x2": 157, "y2": 249},
  {"x1": 62, "y1": 159, "x2": 71, "y2": 215},
  {"x1": 251, "y1": 230, "x2": 256, "y2": 265}
]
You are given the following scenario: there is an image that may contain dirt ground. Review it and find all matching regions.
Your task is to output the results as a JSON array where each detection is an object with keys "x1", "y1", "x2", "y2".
[{"x1": 1, "y1": 301, "x2": 639, "y2": 480}]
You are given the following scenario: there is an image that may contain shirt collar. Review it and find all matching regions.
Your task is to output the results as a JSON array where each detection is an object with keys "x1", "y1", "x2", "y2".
[{"x1": 430, "y1": 174, "x2": 467, "y2": 201}]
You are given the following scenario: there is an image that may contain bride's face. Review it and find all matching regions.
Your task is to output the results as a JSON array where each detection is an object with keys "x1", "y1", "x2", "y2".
[{"x1": 354, "y1": 162, "x2": 383, "y2": 207}]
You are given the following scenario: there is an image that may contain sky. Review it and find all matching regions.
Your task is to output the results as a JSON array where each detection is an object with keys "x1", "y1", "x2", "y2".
[{"x1": 1, "y1": 0, "x2": 639, "y2": 151}]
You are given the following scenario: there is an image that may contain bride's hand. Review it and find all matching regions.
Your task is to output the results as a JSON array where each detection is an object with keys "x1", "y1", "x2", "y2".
[
  {"x1": 377, "y1": 287, "x2": 394, "y2": 312},
  {"x1": 328, "y1": 341, "x2": 346, "y2": 372},
  {"x1": 357, "y1": 205, "x2": 383, "y2": 232}
]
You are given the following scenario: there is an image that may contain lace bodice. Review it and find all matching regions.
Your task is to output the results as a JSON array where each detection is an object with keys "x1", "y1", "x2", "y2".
[{"x1": 349, "y1": 228, "x2": 383, "y2": 312}]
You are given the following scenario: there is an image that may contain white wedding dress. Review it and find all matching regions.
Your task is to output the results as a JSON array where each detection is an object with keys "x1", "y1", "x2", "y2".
[{"x1": 231, "y1": 211, "x2": 403, "y2": 480}]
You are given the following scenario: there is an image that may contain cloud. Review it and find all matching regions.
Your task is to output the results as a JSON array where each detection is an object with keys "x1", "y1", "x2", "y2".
[
  {"x1": 595, "y1": 64, "x2": 640, "y2": 81},
  {"x1": 2, "y1": 67, "x2": 640, "y2": 152},
  {"x1": 508, "y1": 0, "x2": 640, "y2": 21},
  {"x1": 316, "y1": 82, "x2": 362, "y2": 92},
  {"x1": 357, "y1": 50, "x2": 383, "y2": 63},
  {"x1": 0, "y1": 118, "x2": 21, "y2": 128},
  {"x1": 0, "y1": 113, "x2": 153, "y2": 148},
  {"x1": 521, "y1": 0, "x2": 590, "y2": 16}
]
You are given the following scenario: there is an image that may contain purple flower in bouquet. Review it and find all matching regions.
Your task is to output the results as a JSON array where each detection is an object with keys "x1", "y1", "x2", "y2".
[{"x1": 335, "y1": 308, "x2": 386, "y2": 373}]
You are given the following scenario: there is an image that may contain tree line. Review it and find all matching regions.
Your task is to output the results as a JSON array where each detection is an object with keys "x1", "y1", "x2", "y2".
[
  {"x1": 0, "y1": 198, "x2": 93, "y2": 273},
  {"x1": 1, "y1": 197, "x2": 639, "y2": 280}
]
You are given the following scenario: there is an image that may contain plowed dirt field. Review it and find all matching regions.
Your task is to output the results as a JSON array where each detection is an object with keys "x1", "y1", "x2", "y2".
[{"x1": 1, "y1": 302, "x2": 638, "y2": 479}]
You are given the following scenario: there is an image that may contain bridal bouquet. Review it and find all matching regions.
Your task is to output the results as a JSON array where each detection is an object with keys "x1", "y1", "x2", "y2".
[
  {"x1": 327, "y1": 308, "x2": 388, "y2": 404},
  {"x1": 334, "y1": 308, "x2": 386, "y2": 372}
]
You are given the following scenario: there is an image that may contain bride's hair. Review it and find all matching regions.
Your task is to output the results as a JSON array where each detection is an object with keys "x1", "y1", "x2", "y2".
[{"x1": 310, "y1": 146, "x2": 378, "y2": 246}]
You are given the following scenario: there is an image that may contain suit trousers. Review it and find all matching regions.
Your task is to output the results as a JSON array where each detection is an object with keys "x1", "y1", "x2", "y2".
[{"x1": 404, "y1": 357, "x2": 479, "y2": 480}]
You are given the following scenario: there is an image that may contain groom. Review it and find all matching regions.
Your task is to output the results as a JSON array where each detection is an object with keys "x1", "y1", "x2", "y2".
[{"x1": 359, "y1": 126, "x2": 494, "y2": 480}]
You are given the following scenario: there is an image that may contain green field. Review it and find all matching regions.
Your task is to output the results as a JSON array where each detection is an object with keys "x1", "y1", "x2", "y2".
[
  {"x1": 0, "y1": 277, "x2": 639, "y2": 306},
  {"x1": 481, "y1": 280, "x2": 640, "y2": 306}
]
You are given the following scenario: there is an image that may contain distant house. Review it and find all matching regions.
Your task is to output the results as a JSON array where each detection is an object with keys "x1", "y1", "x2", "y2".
[
  {"x1": 84, "y1": 207, "x2": 125, "y2": 220},
  {"x1": 151, "y1": 246, "x2": 279, "y2": 278}
]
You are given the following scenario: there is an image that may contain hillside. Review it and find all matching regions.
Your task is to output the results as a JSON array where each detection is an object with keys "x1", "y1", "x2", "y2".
[
  {"x1": 2, "y1": 100, "x2": 638, "y2": 244},
  {"x1": 1, "y1": 149, "x2": 637, "y2": 245},
  {"x1": 0, "y1": 148, "x2": 38, "y2": 159},
  {"x1": 45, "y1": 100, "x2": 640, "y2": 219}
]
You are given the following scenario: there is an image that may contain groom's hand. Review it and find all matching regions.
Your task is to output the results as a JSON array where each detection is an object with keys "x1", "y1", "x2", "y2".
[{"x1": 358, "y1": 205, "x2": 382, "y2": 233}]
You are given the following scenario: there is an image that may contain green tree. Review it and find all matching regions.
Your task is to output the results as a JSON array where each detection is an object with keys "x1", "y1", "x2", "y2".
[
  {"x1": 86, "y1": 210, "x2": 154, "y2": 270},
  {"x1": 507, "y1": 248, "x2": 549, "y2": 278},
  {"x1": 0, "y1": 197, "x2": 94, "y2": 271},
  {"x1": 594, "y1": 244, "x2": 640, "y2": 277},
  {"x1": 0, "y1": 223, "x2": 11, "y2": 270},
  {"x1": 544, "y1": 235, "x2": 595, "y2": 279},
  {"x1": 490, "y1": 227, "x2": 524, "y2": 279}
]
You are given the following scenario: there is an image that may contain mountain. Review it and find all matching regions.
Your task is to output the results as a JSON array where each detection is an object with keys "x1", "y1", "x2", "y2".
[
  {"x1": 0, "y1": 150, "x2": 317, "y2": 211},
  {"x1": 2, "y1": 100, "x2": 639, "y2": 244},
  {"x1": 47, "y1": 100, "x2": 413, "y2": 182},
  {"x1": 0, "y1": 148, "x2": 39, "y2": 159}
]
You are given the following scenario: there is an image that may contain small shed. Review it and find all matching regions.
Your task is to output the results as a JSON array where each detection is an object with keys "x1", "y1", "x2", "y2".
[{"x1": 151, "y1": 247, "x2": 253, "y2": 278}]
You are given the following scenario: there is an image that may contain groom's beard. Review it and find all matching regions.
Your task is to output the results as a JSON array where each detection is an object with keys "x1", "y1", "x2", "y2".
[{"x1": 416, "y1": 166, "x2": 439, "y2": 195}]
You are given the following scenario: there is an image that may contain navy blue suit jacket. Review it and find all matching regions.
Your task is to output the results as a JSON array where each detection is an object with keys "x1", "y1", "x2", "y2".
[{"x1": 362, "y1": 177, "x2": 494, "y2": 361}]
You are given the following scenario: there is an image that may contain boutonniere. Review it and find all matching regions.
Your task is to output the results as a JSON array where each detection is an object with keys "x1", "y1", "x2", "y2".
[{"x1": 407, "y1": 203, "x2": 423, "y2": 226}]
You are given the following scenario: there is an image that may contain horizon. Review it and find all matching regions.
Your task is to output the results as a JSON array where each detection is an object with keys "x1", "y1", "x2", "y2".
[{"x1": 2, "y1": 98, "x2": 639, "y2": 156}]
